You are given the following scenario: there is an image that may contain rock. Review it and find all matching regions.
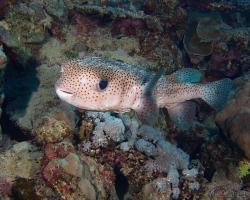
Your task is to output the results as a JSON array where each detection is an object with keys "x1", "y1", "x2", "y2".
[
  {"x1": 216, "y1": 74, "x2": 250, "y2": 159},
  {"x1": 60, "y1": 153, "x2": 83, "y2": 177},
  {"x1": 0, "y1": 141, "x2": 42, "y2": 182},
  {"x1": 78, "y1": 178, "x2": 96, "y2": 200}
]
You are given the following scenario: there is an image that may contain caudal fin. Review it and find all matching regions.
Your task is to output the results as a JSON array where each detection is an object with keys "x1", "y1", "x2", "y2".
[{"x1": 201, "y1": 78, "x2": 234, "y2": 110}]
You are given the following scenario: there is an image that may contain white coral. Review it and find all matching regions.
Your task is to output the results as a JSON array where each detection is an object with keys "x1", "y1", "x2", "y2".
[
  {"x1": 135, "y1": 139, "x2": 158, "y2": 156},
  {"x1": 86, "y1": 112, "x2": 126, "y2": 147}
]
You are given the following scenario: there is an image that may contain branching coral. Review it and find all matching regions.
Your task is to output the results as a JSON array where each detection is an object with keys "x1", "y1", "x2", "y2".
[
  {"x1": 84, "y1": 112, "x2": 126, "y2": 148},
  {"x1": 81, "y1": 112, "x2": 199, "y2": 199}
]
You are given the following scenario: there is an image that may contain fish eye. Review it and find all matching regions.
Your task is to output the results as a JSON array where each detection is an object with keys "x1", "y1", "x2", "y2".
[{"x1": 98, "y1": 79, "x2": 108, "y2": 91}]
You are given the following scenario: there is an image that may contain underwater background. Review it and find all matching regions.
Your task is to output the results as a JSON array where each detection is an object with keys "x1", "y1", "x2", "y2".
[{"x1": 0, "y1": 0, "x2": 250, "y2": 199}]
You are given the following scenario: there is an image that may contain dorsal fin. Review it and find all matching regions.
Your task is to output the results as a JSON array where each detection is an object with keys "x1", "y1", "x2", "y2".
[{"x1": 167, "y1": 68, "x2": 203, "y2": 83}]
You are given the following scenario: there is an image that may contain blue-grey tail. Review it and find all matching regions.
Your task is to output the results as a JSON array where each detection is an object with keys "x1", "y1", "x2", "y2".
[{"x1": 200, "y1": 78, "x2": 234, "y2": 110}]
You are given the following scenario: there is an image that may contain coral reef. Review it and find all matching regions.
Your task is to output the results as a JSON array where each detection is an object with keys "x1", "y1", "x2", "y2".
[
  {"x1": 0, "y1": 142, "x2": 42, "y2": 182},
  {"x1": 0, "y1": 0, "x2": 249, "y2": 199}
]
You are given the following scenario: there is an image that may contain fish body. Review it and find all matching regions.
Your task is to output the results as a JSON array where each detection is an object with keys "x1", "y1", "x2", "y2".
[{"x1": 55, "y1": 56, "x2": 233, "y2": 129}]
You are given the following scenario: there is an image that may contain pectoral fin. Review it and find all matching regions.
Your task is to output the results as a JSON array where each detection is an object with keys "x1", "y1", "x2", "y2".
[
  {"x1": 136, "y1": 68, "x2": 165, "y2": 125},
  {"x1": 167, "y1": 101, "x2": 197, "y2": 131},
  {"x1": 136, "y1": 96, "x2": 159, "y2": 125}
]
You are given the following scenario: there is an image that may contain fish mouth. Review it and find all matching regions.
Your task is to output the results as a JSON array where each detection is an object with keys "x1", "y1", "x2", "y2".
[
  {"x1": 55, "y1": 88, "x2": 74, "y2": 101},
  {"x1": 55, "y1": 79, "x2": 74, "y2": 96},
  {"x1": 58, "y1": 89, "x2": 73, "y2": 95}
]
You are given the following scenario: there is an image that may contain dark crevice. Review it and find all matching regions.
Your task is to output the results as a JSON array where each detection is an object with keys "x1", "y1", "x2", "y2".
[
  {"x1": 114, "y1": 165, "x2": 129, "y2": 200},
  {"x1": 1, "y1": 56, "x2": 39, "y2": 142},
  {"x1": 0, "y1": 101, "x2": 31, "y2": 142}
]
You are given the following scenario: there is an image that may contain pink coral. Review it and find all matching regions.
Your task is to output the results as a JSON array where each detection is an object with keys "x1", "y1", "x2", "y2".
[
  {"x1": 0, "y1": 178, "x2": 12, "y2": 196},
  {"x1": 99, "y1": 169, "x2": 116, "y2": 188},
  {"x1": 43, "y1": 162, "x2": 62, "y2": 186},
  {"x1": 44, "y1": 142, "x2": 75, "y2": 161},
  {"x1": 102, "y1": 149, "x2": 128, "y2": 168},
  {"x1": 111, "y1": 18, "x2": 146, "y2": 37}
]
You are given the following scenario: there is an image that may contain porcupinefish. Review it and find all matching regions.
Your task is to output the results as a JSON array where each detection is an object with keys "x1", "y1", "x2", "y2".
[{"x1": 55, "y1": 56, "x2": 233, "y2": 129}]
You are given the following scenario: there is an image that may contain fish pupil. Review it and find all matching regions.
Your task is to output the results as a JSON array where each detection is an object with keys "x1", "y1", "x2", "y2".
[{"x1": 99, "y1": 80, "x2": 108, "y2": 90}]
